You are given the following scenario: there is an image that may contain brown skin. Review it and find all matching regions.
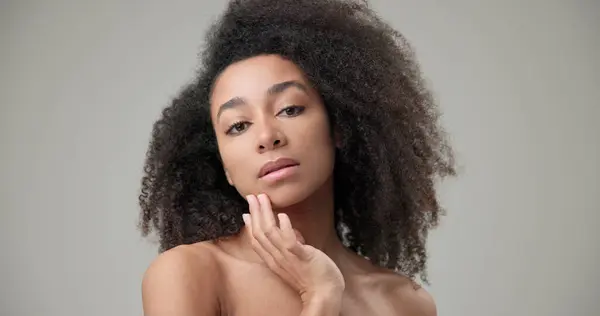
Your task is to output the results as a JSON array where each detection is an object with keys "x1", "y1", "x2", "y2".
[{"x1": 142, "y1": 55, "x2": 437, "y2": 315}]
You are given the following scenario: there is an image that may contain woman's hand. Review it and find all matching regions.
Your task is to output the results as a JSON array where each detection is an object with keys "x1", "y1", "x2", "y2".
[{"x1": 242, "y1": 194, "x2": 345, "y2": 304}]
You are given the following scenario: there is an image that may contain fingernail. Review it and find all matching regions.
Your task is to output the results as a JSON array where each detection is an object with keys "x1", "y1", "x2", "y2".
[{"x1": 242, "y1": 213, "x2": 249, "y2": 225}]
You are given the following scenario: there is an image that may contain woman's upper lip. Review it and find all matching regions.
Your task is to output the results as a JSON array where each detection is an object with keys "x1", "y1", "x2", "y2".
[{"x1": 258, "y1": 158, "x2": 300, "y2": 178}]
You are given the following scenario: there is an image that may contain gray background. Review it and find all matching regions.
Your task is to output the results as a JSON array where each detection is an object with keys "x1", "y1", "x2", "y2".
[{"x1": 1, "y1": 0, "x2": 599, "y2": 315}]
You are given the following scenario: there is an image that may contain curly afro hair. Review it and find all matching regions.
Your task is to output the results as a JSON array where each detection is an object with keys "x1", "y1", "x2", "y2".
[{"x1": 139, "y1": 0, "x2": 455, "y2": 283}]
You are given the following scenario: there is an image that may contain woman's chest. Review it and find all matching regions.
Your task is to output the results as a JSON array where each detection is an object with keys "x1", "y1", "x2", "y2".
[
  {"x1": 219, "y1": 265, "x2": 398, "y2": 316},
  {"x1": 220, "y1": 265, "x2": 303, "y2": 315}
]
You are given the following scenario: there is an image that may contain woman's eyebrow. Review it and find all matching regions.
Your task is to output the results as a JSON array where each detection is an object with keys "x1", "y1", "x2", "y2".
[
  {"x1": 267, "y1": 80, "x2": 308, "y2": 96},
  {"x1": 217, "y1": 80, "x2": 308, "y2": 122}
]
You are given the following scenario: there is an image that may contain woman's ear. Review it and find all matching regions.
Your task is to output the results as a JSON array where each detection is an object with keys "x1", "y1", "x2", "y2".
[
  {"x1": 333, "y1": 127, "x2": 343, "y2": 148},
  {"x1": 224, "y1": 169, "x2": 234, "y2": 186}
]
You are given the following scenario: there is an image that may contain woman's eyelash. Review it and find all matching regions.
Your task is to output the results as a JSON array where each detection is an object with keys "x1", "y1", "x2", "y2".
[
  {"x1": 226, "y1": 121, "x2": 249, "y2": 135},
  {"x1": 225, "y1": 105, "x2": 305, "y2": 135},
  {"x1": 278, "y1": 105, "x2": 305, "y2": 116}
]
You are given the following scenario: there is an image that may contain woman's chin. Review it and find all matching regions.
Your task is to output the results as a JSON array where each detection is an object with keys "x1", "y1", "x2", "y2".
[
  {"x1": 260, "y1": 174, "x2": 333, "y2": 210},
  {"x1": 263, "y1": 186, "x2": 311, "y2": 210},
  {"x1": 267, "y1": 192, "x2": 307, "y2": 210}
]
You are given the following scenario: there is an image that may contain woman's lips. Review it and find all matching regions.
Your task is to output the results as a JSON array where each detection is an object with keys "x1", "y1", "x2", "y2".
[
  {"x1": 258, "y1": 157, "x2": 300, "y2": 178},
  {"x1": 260, "y1": 164, "x2": 300, "y2": 182}
]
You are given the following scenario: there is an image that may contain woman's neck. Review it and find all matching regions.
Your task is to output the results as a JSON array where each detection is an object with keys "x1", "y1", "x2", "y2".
[{"x1": 274, "y1": 178, "x2": 341, "y2": 255}]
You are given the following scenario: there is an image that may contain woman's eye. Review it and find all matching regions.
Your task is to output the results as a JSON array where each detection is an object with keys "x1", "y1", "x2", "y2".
[
  {"x1": 279, "y1": 105, "x2": 305, "y2": 117},
  {"x1": 226, "y1": 121, "x2": 250, "y2": 135}
]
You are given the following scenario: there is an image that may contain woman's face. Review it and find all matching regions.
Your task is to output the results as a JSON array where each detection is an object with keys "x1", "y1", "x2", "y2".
[{"x1": 210, "y1": 55, "x2": 335, "y2": 208}]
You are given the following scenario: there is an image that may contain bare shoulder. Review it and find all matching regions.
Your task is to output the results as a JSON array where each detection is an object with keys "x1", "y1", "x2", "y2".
[
  {"x1": 385, "y1": 273, "x2": 437, "y2": 316},
  {"x1": 142, "y1": 242, "x2": 222, "y2": 316},
  {"x1": 344, "y1": 251, "x2": 437, "y2": 315},
  {"x1": 399, "y1": 282, "x2": 437, "y2": 316}
]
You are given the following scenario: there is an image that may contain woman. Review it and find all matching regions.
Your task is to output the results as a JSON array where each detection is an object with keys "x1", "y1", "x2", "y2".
[{"x1": 139, "y1": 0, "x2": 455, "y2": 315}]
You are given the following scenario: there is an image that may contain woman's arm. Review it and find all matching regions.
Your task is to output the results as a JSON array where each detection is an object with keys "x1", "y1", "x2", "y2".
[{"x1": 142, "y1": 245, "x2": 220, "y2": 316}]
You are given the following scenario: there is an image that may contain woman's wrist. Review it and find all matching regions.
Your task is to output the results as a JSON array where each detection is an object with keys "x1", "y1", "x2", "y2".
[{"x1": 300, "y1": 289, "x2": 343, "y2": 316}]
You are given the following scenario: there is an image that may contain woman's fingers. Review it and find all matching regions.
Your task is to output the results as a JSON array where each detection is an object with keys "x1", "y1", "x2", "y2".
[
  {"x1": 265, "y1": 212, "x2": 297, "y2": 259},
  {"x1": 243, "y1": 194, "x2": 345, "y2": 297},
  {"x1": 277, "y1": 213, "x2": 297, "y2": 244},
  {"x1": 276, "y1": 213, "x2": 310, "y2": 260},
  {"x1": 246, "y1": 194, "x2": 260, "y2": 230},
  {"x1": 244, "y1": 211, "x2": 295, "y2": 286},
  {"x1": 247, "y1": 195, "x2": 268, "y2": 242},
  {"x1": 246, "y1": 195, "x2": 286, "y2": 264},
  {"x1": 243, "y1": 213, "x2": 283, "y2": 271},
  {"x1": 288, "y1": 241, "x2": 310, "y2": 261},
  {"x1": 256, "y1": 195, "x2": 294, "y2": 257},
  {"x1": 257, "y1": 194, "x2": 277, "y2": 234},
  {"x1": 246, "y1": 194, "x2": 310, "y2": 262}
]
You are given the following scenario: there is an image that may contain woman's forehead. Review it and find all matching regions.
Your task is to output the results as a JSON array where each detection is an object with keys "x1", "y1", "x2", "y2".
[{"x1": 210, "y1": 55, "x2": 311, "y2": 107}]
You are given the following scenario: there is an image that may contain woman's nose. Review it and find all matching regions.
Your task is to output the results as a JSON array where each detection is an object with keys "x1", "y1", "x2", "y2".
[{"x1": 256, "y1": 122, "x2": 287, "y2": 153}]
